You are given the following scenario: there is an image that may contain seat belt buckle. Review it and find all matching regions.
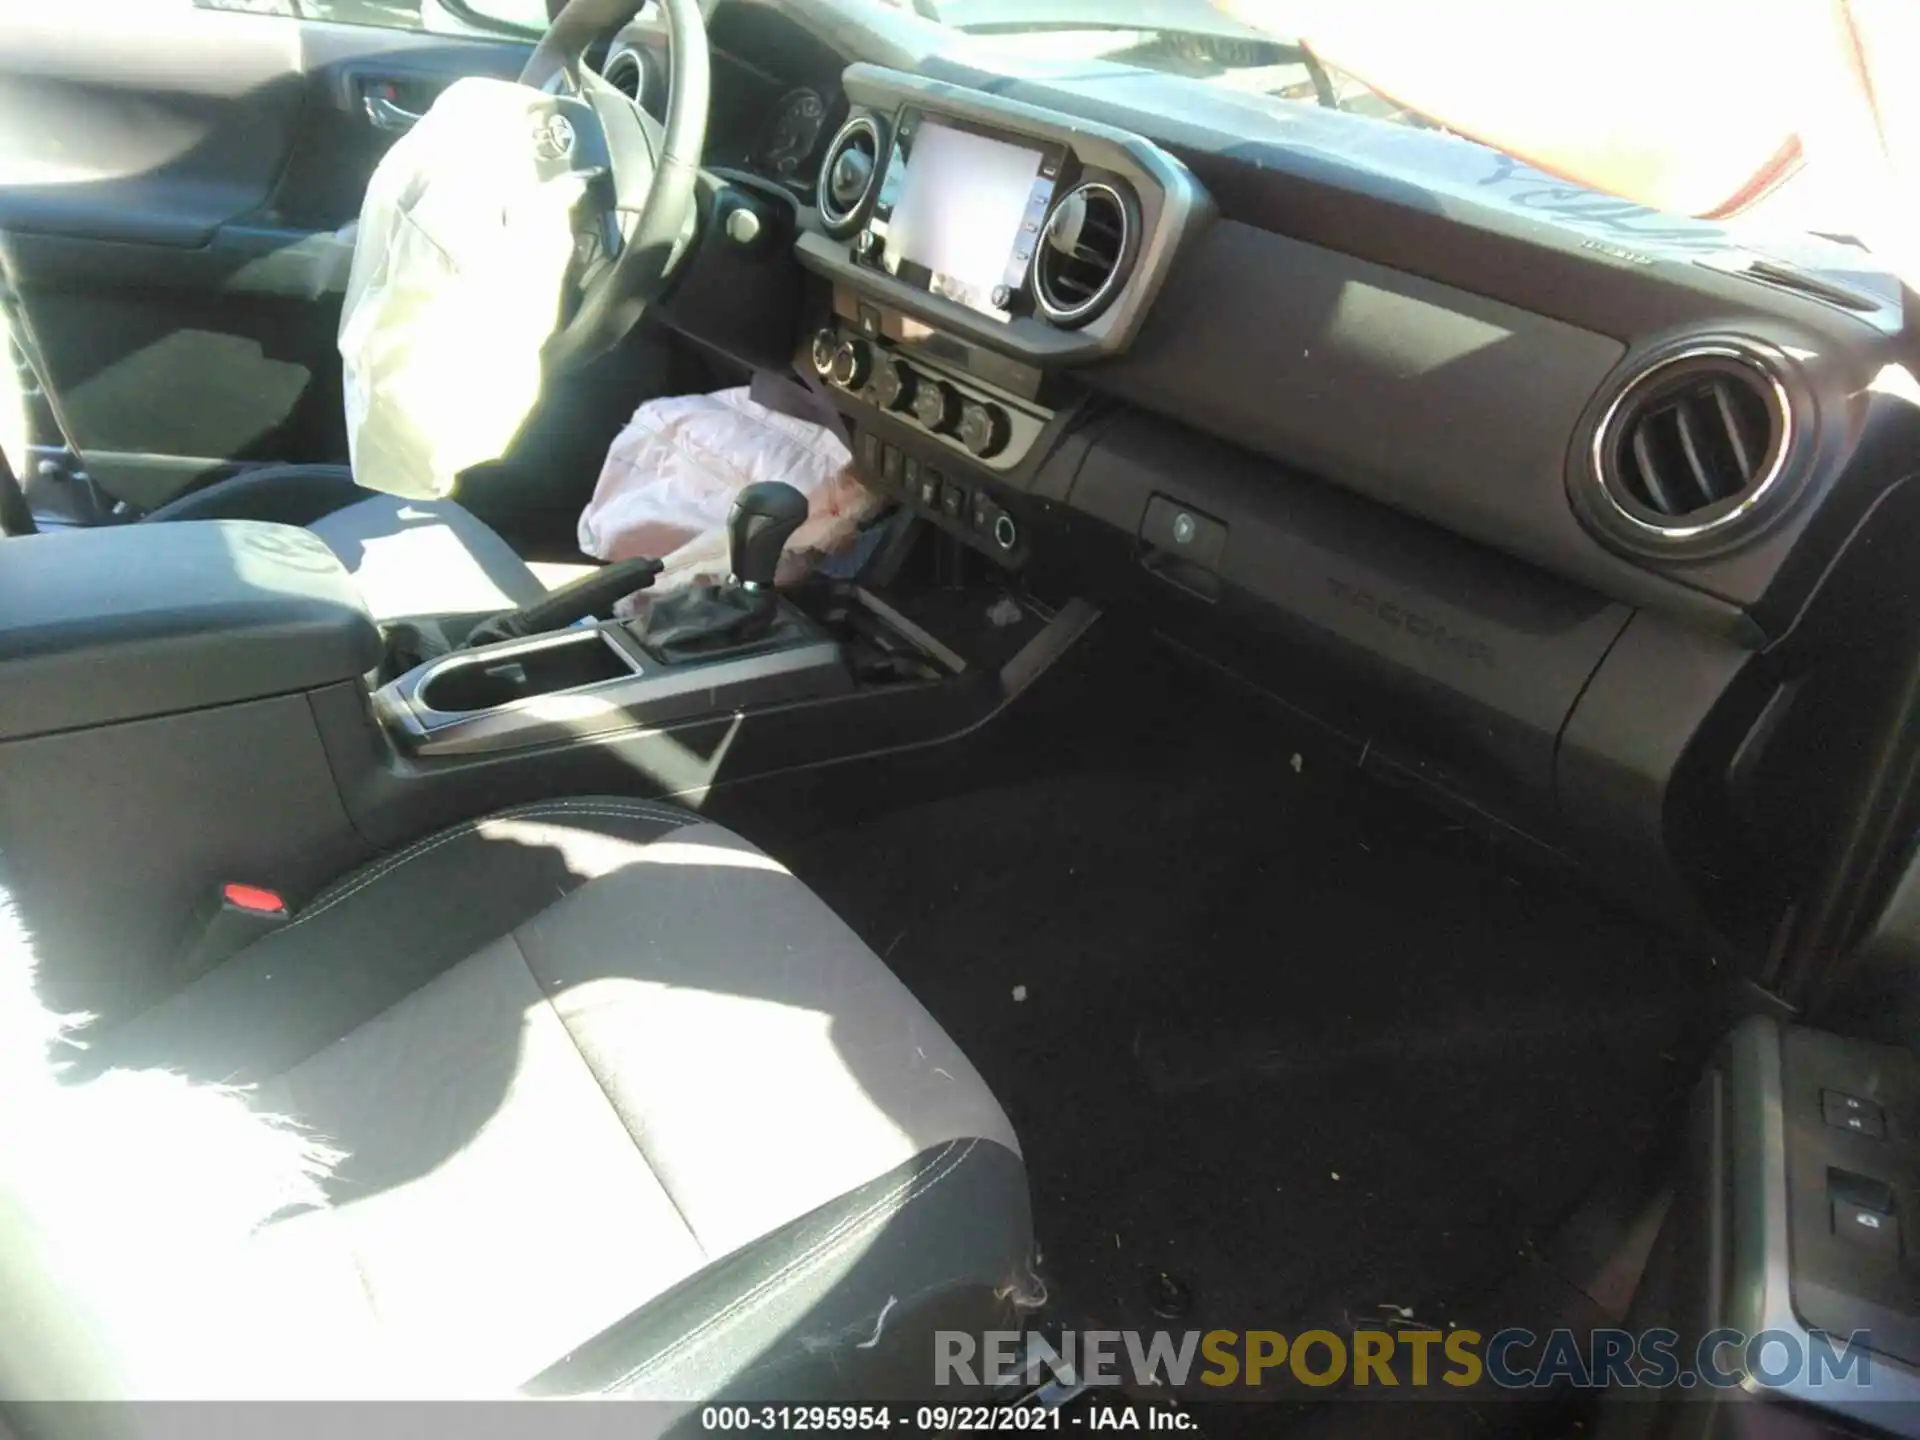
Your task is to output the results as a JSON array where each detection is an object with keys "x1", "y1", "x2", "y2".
[{"x1": 181, "y1": 882, "x2": 291, "y2": 973}]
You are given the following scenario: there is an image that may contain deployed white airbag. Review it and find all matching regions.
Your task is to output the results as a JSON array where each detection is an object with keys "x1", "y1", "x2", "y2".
[
  {"x1": 339, "y1": 78, "x2": 589, "y2": 500},
  {"x1": 578, "y1": 386, "x2": 883, "y2": 612}
]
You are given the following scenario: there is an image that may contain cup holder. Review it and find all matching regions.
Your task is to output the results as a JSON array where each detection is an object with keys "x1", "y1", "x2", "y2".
[{"x1": 417, "y1": 629, "x2": 638, "y2": 714}]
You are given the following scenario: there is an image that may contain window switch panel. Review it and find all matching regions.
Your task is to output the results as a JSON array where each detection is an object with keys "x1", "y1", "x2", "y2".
[{"x1": 1824, "y1": 1090, "x2": 1887, "y2": 1138}]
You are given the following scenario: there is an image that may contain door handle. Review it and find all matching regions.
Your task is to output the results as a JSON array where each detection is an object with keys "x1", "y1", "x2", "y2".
[{"x1": 362, "y1": 92, "x2": 424, "y2": 133}]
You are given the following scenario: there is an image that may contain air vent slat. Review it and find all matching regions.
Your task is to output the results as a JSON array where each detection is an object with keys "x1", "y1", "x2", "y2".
[
  {"x1": 1593, "y1": 345, "x2": 1792, "y2": 541},
  {"x1": 1672, "y1": 400, "x2": 1731, "y2": 508},
  {"x1": 1035, "y1": 182, "x2": 1132, "y2": 329},
  {"x1": 1629, "y1": 423, "x2": 1683, "y2": 515},
  {"x1": 1710, "y1": 380, "x2": 1757, "y2": 480}
]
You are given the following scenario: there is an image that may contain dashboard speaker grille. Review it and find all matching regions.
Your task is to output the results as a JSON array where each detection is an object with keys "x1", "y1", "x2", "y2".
[
  {"x1": 1593, "y1": 346, "x2": 1793, "y2": 539},
  {"x1": 1035, "y1": 182, "x2": 1131, "y2": 327}
]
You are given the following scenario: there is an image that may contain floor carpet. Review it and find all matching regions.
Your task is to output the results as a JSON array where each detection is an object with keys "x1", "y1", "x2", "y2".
[{"x1": 772, "y1": 643, "x2": 1716, "y2": 1364}]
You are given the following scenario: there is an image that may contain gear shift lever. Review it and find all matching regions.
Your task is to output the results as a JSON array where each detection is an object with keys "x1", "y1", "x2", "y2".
[
  {"x1": 730, "y1": 481, "x2": 810, "y2": 591},
  {"x1": 639, "y1": 481, "x2": 811, "y2": 659}
]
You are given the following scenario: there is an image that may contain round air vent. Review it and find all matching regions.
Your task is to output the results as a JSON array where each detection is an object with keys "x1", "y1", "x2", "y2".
[
  {"x1": 601, "y1": 47, "x2": 646, "y2": 105},
  {"x1": 1034, "y1": 182, "x2": 1135, "y2": 328},
  {"x1": 1591, "y1": 343, "x2": 1796, "y2": 541},
  {"x1": 816, "y1": 114, "x2": 882, "y2": 237}
]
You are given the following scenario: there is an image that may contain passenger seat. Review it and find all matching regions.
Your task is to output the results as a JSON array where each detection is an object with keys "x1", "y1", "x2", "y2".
[{"x1": 0, "y1": 800, "x2": 1033, "y2": 1406}]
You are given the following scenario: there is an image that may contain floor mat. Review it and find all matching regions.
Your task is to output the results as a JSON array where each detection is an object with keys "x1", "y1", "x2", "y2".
[{"x1": 777, "y1": 685, "x2": 1715, "y2": 1356}]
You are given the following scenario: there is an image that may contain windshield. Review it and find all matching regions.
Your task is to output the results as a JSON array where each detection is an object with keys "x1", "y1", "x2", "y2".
[{"x1": 881, "y1": 0, "x2": 1919, "y2": 283}]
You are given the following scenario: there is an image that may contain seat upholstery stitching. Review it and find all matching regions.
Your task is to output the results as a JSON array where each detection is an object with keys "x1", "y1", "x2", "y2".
[
  {"x1": 296, "y1": 800, "x2": 695, "y2": 921},
  {"x1": 505, "y1": 925, "x2": 711, "y2": 1264},
  {"x1": 287, "y1": 802, "x2": 698, "y2": 931},
  {"x1": 608, "y1": 1138, "x2": 980, "y2": 1391},
  {"x1": 308, "y1": 800, "x2": 696, "y2": 912}
]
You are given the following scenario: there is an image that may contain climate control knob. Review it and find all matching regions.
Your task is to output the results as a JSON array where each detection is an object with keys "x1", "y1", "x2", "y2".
[
  {"x1": 873, "y1": 359, "x2": 917, "y2": 412},
  {"x1": 912, "y1": 380, "x2": 961, "y2": 434},
  {"x1": 957, "y1": 400, "x2": 1011, "y2": 459},
  {"x1": 809, "y1": 329, "x2": 839, "y2": 379},
  {"x1": 829, "y1": 338, "x2": 873, "y2": 391}
]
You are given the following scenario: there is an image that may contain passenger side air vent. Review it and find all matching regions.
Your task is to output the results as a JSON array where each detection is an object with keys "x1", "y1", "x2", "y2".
[
  {"x1": 1035, "y1": 182, "x2": 1135, "y2": 328},
  {"x1": 817, "y1": 114, "x2": 881, "y2": 238},
  {"x1": 1591, "y1": 345, "x2": 1795, "y2": 540}
]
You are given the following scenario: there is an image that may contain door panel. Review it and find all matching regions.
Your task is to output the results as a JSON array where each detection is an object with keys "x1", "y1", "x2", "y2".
[{"x1": 0, "y1": 3, "x2": 535, "y2": 509}]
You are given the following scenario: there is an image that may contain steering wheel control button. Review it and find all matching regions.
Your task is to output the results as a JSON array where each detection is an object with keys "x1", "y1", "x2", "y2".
[
  {"x1": 1825, "y1": 1090, "x2": 1888, "y2": 1138},
  {"x1": 874, "y1": 359, "x2": 917, "y2": 412},
  {"x1": 1142, "y1": 495, "x2": 1228, "y2": 572},
  {"x1": 958, "y1": 400, "x2": 1011, "y2": 459},
  {"x1": 830, "y1": 339, "x2": 873, "y2": 391},
  {"x1": 913, "y1": 380, "x2": 961, "y2": 434}
]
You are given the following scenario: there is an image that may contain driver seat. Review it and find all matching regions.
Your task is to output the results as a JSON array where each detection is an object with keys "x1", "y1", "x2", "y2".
[{"x1": 142, "y1": 465, "x2": 553, "y2": 622}]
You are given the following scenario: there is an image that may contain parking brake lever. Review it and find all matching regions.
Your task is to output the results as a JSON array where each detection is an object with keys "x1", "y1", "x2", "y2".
[{"x1": 463, "y1": 555, "x2": 664, "y2": 650}]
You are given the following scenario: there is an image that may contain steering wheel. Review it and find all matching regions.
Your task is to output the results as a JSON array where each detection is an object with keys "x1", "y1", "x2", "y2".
[{"x1": 519, "y1": 0, "x2": 711, "y2": 369}]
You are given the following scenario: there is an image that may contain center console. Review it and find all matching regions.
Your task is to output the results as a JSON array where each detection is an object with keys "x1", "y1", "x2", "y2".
[
  {"x1": 375, "y1": 482, "x2": 853, "y2": 758},
  {"x1": 791, "y1": 66, "x2": 1213, "y2": 571},
  {"x1": 800, "y1": 65, "x2": 1210, "y2": 361},
  {"x1": 0, "y1": 64, "x2": 1205, "y2": 1037},
  {"x1": 0, "y1": 506, "x2": 1086, "y2": 1025}
]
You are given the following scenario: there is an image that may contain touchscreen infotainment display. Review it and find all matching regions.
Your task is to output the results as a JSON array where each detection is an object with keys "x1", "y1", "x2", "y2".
[{"x1": 871, "y1": 114, "x2": 1064, "y2": 321}]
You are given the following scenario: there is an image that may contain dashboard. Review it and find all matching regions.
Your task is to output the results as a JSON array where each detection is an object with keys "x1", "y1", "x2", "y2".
[
  {"x1": 603, "y1": 5, "x2": 849, "y2": 198},
  {"x1": 614, "y1": 0, "x2": 1920, "y2": 962}
]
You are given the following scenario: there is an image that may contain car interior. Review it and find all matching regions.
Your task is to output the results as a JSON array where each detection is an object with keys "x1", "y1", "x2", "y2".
[{"x1": 5, "y1": 0, "x2": 1920, "y2": 1434}]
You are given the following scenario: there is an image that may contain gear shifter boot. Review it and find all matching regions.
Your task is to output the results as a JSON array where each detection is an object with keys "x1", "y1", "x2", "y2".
[
  {"x1": 635, "y1": 480, "x2": 812, "y2": 662},
  {"x1": 639, "y1": 581, "x2": 779, "y2": 660}
]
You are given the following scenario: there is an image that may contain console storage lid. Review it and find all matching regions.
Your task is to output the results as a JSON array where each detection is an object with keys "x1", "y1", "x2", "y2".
[{"x1": 0, "y1": 521, "x2": 383, "y2": 741}]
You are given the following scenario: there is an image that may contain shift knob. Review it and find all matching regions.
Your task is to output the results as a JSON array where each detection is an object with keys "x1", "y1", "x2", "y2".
[{"x1": 729, "y1": 481, "x2": 809, "y2": 590}]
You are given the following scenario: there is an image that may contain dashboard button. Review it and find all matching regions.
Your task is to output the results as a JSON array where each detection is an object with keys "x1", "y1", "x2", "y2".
[
  {"x1": 958, "y1": 400, "x2": 1011, "y2": 459},
  {"x1": 1142, "y1": 496, "x2": 1228, "y2": 572},
  {"x1": 940, "y1": 483, "x2": 968, "y2": 522},
  {"x1": 830, "y1": 339, "x2": 873, "y2": 390},
  {"x1": 874, "y1": 359, "x2": 917, "y2": 412},
  {"x1": 914, "y1": 469, "x2": 942, "y2": 510},
  {"x1": 855, "y1": 430, "x2": 882, "y2": 477},
  {"x1": 913, "y1": 381, "x2": 961, "y2": 434},
  {"x1": 969, "y1": 490, "x2": 994, "y2": 533},
  {"x1": 993, "y1": 512, "x2": 1020, "y2": 552}
]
